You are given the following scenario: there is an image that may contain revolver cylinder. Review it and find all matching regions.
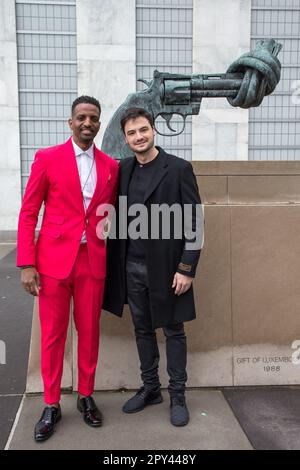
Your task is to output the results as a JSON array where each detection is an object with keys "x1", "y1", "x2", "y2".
[{"x1": 163, "y1": 73, "x2": 244, "y2": 105}]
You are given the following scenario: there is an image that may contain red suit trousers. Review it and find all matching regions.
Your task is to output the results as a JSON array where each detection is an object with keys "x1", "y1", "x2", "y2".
[{"x1": 38, "y1": 244, "x2": 104, "y2": 404}]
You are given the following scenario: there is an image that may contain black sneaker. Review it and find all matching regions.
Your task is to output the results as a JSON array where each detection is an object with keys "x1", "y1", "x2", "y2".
[
  {"x1": 122, "y1": 386, "x2": 163, "y2": 413},
  {"x1": 34, "y1": 405, "x2": 62, "y2": 442},
  {"x1": 170, "y1": 396, "x2": 189, "y2": 427}
]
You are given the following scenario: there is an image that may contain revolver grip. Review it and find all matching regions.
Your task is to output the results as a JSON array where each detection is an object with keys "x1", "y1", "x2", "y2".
[{"x1": 101, "y1": 91, "x2": 155, "y2": 160}]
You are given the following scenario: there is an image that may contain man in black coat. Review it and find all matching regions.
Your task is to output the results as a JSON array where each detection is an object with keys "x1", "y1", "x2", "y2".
[{"x1": 103, "y1": 107, "x2": 204, "y2": 426}]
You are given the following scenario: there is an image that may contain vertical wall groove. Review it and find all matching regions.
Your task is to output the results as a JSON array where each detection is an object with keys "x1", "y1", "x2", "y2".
[{"x1": 15, "y1": 0, "x2": 78, "y2": 194}]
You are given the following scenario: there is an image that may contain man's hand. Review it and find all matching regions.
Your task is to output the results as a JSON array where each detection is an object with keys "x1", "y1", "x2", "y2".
[
  {"x1": 172, "y1": 272, "x2": 193, "y2": 296},
  {"x1": 21, "y1": 267, "x2": 40, "y2": 296}
]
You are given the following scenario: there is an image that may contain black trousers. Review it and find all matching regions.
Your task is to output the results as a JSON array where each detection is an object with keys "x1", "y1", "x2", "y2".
[{"x1": 126, "y1": 260, "x2": 187, "y2": 397}]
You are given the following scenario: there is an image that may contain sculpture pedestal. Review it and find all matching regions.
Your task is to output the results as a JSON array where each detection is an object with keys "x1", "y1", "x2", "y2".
[{"x1": 26, "y1": 162, "x2": 300, "y2": 393}]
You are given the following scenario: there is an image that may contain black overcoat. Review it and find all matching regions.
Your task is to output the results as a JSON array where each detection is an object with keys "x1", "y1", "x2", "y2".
[{"x1": 103, "y1": 147, "x2": 203, "y2": 328}]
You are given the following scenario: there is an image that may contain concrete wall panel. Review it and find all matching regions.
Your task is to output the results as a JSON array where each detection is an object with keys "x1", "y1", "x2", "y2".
[
  {"x1": 192, "y1": 0, "x2": 251, "y2": 161},
  {"x1": 0, "y1": 0, "x2": 21, "y2": 232},
  {"x1": 76, "y1": 0, "x2": 136, "y2": 149}
]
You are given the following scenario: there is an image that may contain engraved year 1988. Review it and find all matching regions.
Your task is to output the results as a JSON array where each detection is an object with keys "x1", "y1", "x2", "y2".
[{"x1": 264, "y1": 366, "x2": 280, "y2": 372}]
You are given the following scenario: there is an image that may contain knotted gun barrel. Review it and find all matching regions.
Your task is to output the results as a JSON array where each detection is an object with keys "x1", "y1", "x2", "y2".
[{"x1": 102, "y1": 38, "x2": 282, "y2": 160}]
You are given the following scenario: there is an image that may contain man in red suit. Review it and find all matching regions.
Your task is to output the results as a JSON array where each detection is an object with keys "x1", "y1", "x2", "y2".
[{"x1": 17, "y1": 96, "x2": 118, "y2": 442}]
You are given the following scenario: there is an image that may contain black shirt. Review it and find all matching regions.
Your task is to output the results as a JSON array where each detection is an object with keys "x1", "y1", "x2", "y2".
[{"x1": 127, "y1": 150, "x2": 160, "y2": 262}]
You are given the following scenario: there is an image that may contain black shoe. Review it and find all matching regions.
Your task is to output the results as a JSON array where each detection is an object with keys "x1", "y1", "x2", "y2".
[
  {"x1": 34, "y1": 405, "x2": 62, "y2": 442},
  {"x1": 77, "y1": 396, "x2": 103, "y2": 427},
  {"x1": 170, "y1": 396, "x2": 189, "y2": 427},
  {"x1": 122, "y1": 386, "x2": 163, "y2": 414}
]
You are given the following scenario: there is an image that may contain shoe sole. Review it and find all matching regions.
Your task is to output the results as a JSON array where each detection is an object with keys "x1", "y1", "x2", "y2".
[
  {"x1": 170, "y1": 411, "x2": 190, "y2": 427},
  {"x1": 34, "y1": 413, "x2": 62, "y2": 442},
  {"x1": 122, "y1": 395, "x2": 163, "y2": 414},
  {"x1": 171, "y1": 419, "x2": 189, "y2": 427}
]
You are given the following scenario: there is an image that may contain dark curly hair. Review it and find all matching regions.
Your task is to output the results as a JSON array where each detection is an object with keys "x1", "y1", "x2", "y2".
[{"x1": 121, "y1": 107, "x2": 154, "y2": 134}]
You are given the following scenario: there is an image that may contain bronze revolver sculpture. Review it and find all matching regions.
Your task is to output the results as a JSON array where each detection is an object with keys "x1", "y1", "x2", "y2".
[{"x1": 102, "y1": 39, "x2": 282, "y2": 160}]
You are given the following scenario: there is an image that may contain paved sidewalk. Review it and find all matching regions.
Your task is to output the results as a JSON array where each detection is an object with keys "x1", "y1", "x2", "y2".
[
  {"x1": 2, "y1": 243, "x2": 300, "y2": 450},
  {"x1": 0, "y1": 245, "x2": 33, "y2": 450},
  {"x1": 6, "y1": 386, "x2": 300, "y2": 450},
  {"x1": 7, "y1": 390, "x2": 252, "y2": 450}
]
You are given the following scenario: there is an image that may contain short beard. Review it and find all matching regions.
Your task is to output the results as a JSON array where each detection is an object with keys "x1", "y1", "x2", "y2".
[
  {"x1": 132, "y1": 138, "x2": 155, "y2": 155},
  {"x1": 78, "y1": 133, "x2": 95, "y2": 144}
]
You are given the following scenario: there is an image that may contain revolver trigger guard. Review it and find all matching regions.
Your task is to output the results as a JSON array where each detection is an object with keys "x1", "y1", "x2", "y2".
[
  {"x1": 162, "y1": 113, "x2": 177, "y2": 133},
  {"x1": 154, "y1": 113, "x2": 186, "y2": 137},
  {"x1": 154, "y1": 126, "x2": 185, "y2": 137}
]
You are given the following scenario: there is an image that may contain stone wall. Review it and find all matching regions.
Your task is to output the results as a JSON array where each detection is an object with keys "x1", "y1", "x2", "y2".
[
  {"x1": 0, "y1": 0, "x2": 21, "y2": 232},
  {"x1": 76, "y1": 0, "x2": 136, "y2": 149},
  {"x1": 192, "y1": 0, "x2": 251, "y2": 161}
]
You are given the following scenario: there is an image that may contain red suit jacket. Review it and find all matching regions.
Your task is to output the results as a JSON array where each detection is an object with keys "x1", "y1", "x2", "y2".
[{"x1": 17, "y1": 138, "x2": 118, "y2": 280}]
